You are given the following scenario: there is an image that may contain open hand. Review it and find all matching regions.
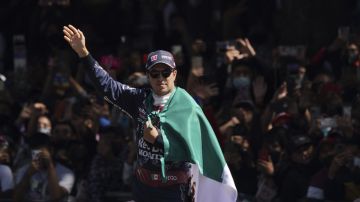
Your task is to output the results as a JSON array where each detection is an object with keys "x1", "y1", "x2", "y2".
[
  {"x1": 272, "y1": 82, "x2": 287, "y2": 102},
  {"x1": 236, "y1": 38, "x2": 256, "y2": 57},
  {"x1": 63, "y1": 25, "x2": 89, "y2": 57},
  {"x1": 257, "y1": 156, "x2": 275, "y2": 176},
  {"x1": 225, "y1": 46, "x2": 249, "y2": 64}
]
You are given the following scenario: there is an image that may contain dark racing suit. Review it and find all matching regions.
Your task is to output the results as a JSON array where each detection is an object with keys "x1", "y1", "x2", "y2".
[{"x1": 81, "y1": 55, "x2": 191, "y2": 202}]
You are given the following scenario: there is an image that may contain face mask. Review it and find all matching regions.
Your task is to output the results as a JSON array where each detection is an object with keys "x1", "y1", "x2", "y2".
[
  {"x1": 232, "y1": 77, "x2": 250, "y2": 89},
  {"x1": 38, "y1": 127, "x2": 51, "y2": 135}
]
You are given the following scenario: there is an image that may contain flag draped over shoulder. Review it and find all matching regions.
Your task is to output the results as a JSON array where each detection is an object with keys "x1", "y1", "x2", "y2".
[{"x1": 154, "y1": 87, "x2": 237, "y2": 202}]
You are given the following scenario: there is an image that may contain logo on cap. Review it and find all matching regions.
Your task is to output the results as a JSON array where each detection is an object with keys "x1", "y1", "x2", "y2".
[
  {"x1": 161, "y1": 55, "x2": 172, "y2": 60},
  {"x1": 145, "y1": 50, "x2": 176, "y2": 70},
  {"x1": 151, "y1": 55, "x2": 158, "y2": 62}
]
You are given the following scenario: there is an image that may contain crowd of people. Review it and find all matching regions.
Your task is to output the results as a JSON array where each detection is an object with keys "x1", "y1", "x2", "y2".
[{"x1": 0, "y1": 0, "x2": 360, "y2": 201}]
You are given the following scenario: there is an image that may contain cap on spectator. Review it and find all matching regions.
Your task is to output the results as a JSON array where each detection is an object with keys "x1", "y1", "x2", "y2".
[
  {"x1": 289, "y1": 135, "x2": 312, "y2": 152},
  {"x1": 145, "y1": 50, "x2": 176, "y2": 70}
]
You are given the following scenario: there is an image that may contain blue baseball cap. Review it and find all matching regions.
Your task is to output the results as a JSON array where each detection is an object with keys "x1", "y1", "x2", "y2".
[{"x1": 145, "y1": 50, "x2": 176, "y2": 70}]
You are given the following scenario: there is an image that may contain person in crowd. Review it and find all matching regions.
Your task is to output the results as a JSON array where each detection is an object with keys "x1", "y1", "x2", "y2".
[
  {"x1": 13, "y1": 132, "x2": 75, "y2": 202},
  {"x1": 224, "y1": 117, "x2": 258, "y2": 201},
  {"x1": 256, "y1": 126, "x2": 289, "y2": 202},
  {"x1": 278, "y1": 135, "x2": 319, "y2": 202},
  {"x1": 13, "y1": 102, "x2": 52, "y2": 171},
  {"x1": 80, "y1": 126, "x2": 124, "y2": 202}
]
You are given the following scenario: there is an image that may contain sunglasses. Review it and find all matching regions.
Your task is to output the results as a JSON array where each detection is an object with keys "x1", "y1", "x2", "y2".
[{"x1": 148, "y1": 68, "x2": 174, "y2": 79}]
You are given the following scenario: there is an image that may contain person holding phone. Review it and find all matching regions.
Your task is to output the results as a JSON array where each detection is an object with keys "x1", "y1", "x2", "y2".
[
  {"x1": 13, "y1": 132, "x2": 75, "y2": 202},
  {"x1": 63, "y1": 24, "x2": 237, "y2": 202},
  {"x1": 323, "y1": 142, "x2": 360, "y2": 201}
]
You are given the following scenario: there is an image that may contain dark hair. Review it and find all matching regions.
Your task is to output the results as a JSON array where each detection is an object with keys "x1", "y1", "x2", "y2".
[
  {"x1": 27, "y1": 132, "x2": 51, "y2": 149},
  {"x1": 99, "y1": 126, "x2": 125, "y2": 139},
  {"x1": 288, "y1": 135, "x2": 312, "y2": 153},
  {"x1": 54, "y1": 120, "x2": 76, "y2": 134}
]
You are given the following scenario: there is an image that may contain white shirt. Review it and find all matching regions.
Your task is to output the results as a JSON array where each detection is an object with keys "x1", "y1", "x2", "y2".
[
  {"x1": 0, "y1": 164, "x2": 14, "y2": 192},
  {"x1": 152, "y1": 91, "x2": 171, "y2": 110},
  {"x1": 15, "y1": 162, "x2": 75, "y2": 201}
]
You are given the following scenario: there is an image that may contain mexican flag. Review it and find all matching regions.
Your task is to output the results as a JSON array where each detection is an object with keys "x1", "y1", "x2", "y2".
[{"x1": 150, "y1": 87, "x2": 237, "y2": 202}]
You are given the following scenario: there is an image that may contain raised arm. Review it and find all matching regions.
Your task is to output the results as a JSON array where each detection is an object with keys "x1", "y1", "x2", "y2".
[
  {"x1": 63, "y1": 25, "x2": 89, "y2": 58},
  {"x1": 63, "y1": 25, "x2": 144, "y2": 117}
]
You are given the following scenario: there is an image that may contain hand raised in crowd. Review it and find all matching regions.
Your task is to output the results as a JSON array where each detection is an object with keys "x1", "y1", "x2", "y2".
[
  {"x1": 230, "y1": 135, "x2": 244, "y2": 145},
  {"x1": 272, "y1": 82, "x2": 287, "y2": 102},
  {"x1": 219, "y1": 116, "x2": 240, "y2": 135},
  {"x1": 63, "y1": 25, "x2": 89, "y2": 57},
  {"x1": 225, "y1": 38, "x2": 256, "y2": 64},
  {"x1": 328, "y1": 150, "x2": 353, "y2": 179},
  {"x1": 31, "y1": 148, "x2": 53, "y2": 173},
  {"x1": 236, "y1": 38, "x2": 256, "y2": 57},
  {"x1": 257, "y1": 155, "x2": 275, "y2": 176},
  {"x1": 37, "y1": 149, "x2": 53, "y2": 170},
  {"x1": 18, "y1": 103, "x2": 32, "y2": 120},
  {"x1": 18, "y1": 102, "x2": 47, "y2": 120},
  {"x1": 225, "y1": 46, "x2": 248, "y2": 64},
  {"x1": 31, "y1": 102, "x2": 48, "y2": 116}
]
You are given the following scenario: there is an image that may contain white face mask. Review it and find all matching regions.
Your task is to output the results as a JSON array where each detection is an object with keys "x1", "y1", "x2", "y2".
[
  {"x1": 38, "y1": 127, "x2": 51, "y2": 135},
  {"x1": 232, "y1": 76, "x2": 250, "y2": 89}
]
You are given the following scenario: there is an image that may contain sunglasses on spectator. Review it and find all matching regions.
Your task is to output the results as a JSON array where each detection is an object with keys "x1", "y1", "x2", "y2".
[{"x1": 148, "y1": 68, "x2": 174, "y2": 79}]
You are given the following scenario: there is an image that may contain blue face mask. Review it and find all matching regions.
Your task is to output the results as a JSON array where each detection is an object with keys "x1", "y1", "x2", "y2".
[{"x1": 232, "y1": 77, "x2": 250, "y2": 89}]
